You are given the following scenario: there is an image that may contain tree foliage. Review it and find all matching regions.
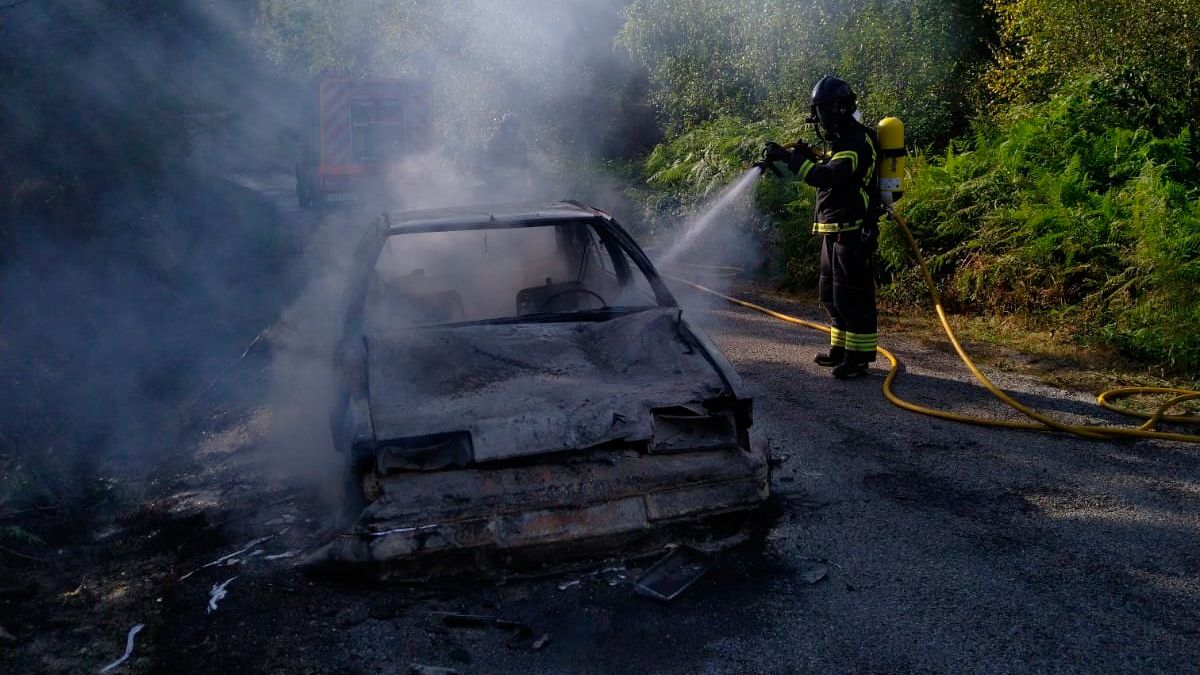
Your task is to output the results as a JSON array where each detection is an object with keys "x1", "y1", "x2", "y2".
[
  {"x1": 987, "y1": 0, "x2": 1200, "y2": 109},
  {"x1": 619, "y1": 0, "x2": 992, "y2": 146},
  {"x1": 987, "y1": 0, "x2": 1200, "y2": 161}
]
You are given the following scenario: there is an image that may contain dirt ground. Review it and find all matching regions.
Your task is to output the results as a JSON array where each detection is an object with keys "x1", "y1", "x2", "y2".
[{"x1": 2, "y1": 179, "x2": 1197, "y2": 674}]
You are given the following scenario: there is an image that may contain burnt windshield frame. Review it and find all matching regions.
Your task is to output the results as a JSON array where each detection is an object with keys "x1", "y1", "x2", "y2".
[
  {"x1": 339, "y1": 213, "x2": 679, "y2": 344},
  {"x1": 381, "y1": 216, "x2": 676, "y2": 306}
]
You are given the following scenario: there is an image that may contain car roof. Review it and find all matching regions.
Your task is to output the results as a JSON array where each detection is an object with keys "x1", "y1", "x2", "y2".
[{"x1": 381, "y1": 201, "x2": 610, "y2": 234}]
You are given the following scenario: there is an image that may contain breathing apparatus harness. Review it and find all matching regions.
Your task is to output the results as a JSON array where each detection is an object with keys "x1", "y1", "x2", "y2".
[{"x1": 757, "y1": 76, "x2": 892, "y2": 245}]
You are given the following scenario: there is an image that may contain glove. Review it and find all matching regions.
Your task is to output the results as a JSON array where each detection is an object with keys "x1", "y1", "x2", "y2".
[
  {"x1": 786, "y1": 140, "x2": 825, "y2": 173},
  {"x1": 788, "y1": 139, "x2": 821, "y2": 163},
  {"x1": 761, "y1": 141, "x2": 790, "y2": 164}
]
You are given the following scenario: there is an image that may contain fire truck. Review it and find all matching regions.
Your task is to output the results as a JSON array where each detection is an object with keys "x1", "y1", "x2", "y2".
[{"x1": 295, "y1": 75, "x2": 434, "y2": 208}]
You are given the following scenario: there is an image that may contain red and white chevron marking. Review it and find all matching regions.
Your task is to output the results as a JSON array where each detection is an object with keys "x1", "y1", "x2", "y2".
[{"x1": 319, "y1": 79, "x2": 354, "y2": 167}]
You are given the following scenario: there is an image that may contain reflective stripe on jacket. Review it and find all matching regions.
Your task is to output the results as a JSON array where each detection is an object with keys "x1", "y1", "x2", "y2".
[{"x1": 792, "y1": 122, "x2": 880, "y2": 233}]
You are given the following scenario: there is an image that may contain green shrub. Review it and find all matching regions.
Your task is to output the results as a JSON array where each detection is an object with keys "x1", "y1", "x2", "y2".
[{"x1": 888, "y1": 82, "x2": 1200, "y2": 371}]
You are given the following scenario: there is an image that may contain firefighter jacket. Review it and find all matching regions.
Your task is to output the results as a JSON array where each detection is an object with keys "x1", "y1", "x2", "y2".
[{"x1": 789, "y1": 122, "x2": 881, "y2": 234}]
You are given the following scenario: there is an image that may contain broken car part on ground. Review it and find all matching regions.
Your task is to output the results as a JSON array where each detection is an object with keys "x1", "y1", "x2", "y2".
[{"x1": 303, "y1": 202, "x2": 770, "y2": 574}]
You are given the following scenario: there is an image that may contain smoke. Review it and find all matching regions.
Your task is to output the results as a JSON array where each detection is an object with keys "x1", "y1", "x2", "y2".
[
  {"x1": 0, "y1": 1, "x2": 326, "y2": 511},
  {"x1": 258, "y1": 212, "x2": 355, "y2": 501},
  {"x1": 0, "y1": 0, "x2": 743, "y2": 524},
  {"x1": 243, "y1": 1, "x2": 659, "y2": 506}
]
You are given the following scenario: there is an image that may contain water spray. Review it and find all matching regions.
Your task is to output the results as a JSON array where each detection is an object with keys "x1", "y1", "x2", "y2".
[{"x1": 656, "y1": 167, "x2": 763, "y2": 269}]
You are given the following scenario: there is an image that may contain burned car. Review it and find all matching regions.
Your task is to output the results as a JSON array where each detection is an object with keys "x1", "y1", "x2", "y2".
[{"x1": 307, "y1": 201, "x2": 768, "y2": 572}]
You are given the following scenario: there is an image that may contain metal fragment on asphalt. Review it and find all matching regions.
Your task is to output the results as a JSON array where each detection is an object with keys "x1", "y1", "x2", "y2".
[
  {"x1": 409, "y1": 664, "x2": 460, "y2": 675},
  {"x1": 503, "y1": 624, "x2": 534, "y2": 648},
  {"x1": 98, "y1": 623, "x2": 144, "y2": 673},
  {"x1": 633, "y1": 546, "x2": 714, "y2": 601},
  {"x1": 798, "y1": 561, "x2": 830, "y2": 585},
  {"x1": 207, "y1": 576, "x2": 237, "y2": 613},
  {"x1": 795, "y1": 557, "x2": 840, "y2": 585},
  {"x1": 597, "y1": 561, "x2": 628, "y2": 586},
  {"x1": 179, "y1": 535, "x2": 276, "y2": 580},
  {"x1": 435, "y1": 612, "x2": 531, "y2": 632}
]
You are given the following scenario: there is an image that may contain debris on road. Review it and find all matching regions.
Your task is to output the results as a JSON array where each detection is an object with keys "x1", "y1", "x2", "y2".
[
  {"x1": 634, "y1": 546, "x2": 714, "y2": 602},
  {"x1": 797, "y1": 562, "x2": 829, "y2": 585},
  {"x1": 796, "y1": 557, "x2": 840, "y2": 586},
  {"x1": 179, "y1": 535, "x2": 276, "y2": 580},
  {"x1": 206, "y1": 576, "x2": 237, "y2": 613},
  {"x1": 182, "y1": 324, "x2": 272, "y2": 420},
  {"x1": 409, "y1": 664, "x2": 460, "y2": 675},
  {"x1": 435, "y1": 612, "x2": 528, "y2": 631},
  {"x1": 556, "y1": 560, "x2": 632, "y2": 589},
  {"x1": 432, "y1": 612, "x2": 551, "y2": 651},
  {"x1": 598, "y1": 562, "x2": 629, "y2": 586},
  {"x1": 503, "y1": 624, "x2": 535, "y2": 649},
  {"x1": 98, "y1": 623, "x2": 144, "y2": 674}
]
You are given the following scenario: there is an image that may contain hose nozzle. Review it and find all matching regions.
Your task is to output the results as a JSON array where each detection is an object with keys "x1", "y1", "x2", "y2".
[{"x1": 751, "y1": 159, "x2": 782, "y2": 178}]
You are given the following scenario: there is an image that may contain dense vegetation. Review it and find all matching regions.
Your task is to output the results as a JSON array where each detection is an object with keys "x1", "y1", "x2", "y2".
[
  {"x1": 895, "y1": 83, "x2": 1200, "y2": 370},
  {"x1": 621, "y1": 0, "x2": 1200, "y2": 373}
]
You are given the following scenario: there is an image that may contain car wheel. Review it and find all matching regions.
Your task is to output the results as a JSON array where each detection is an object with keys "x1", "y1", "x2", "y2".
[
  {"x1": 339, "y1": 464, "x2": 369, "y2": 527},
  {"x1": 296, "y1": 165, "x2": 314, "y2": 208}
]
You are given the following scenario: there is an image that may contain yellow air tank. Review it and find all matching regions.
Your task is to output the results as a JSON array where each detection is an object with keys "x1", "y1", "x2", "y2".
[{"x1": 877, "y1": 117, "x2": 906, "y2": 205}]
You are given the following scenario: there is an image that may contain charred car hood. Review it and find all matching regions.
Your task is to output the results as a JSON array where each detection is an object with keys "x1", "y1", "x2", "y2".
[{"x1": 365, "y1": 307, "x2": 733, "y2": 464}]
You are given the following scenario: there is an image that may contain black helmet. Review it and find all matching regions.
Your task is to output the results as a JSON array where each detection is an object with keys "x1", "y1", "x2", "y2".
[{"x1": 809, "y1": 75, "x2": 857, "y2": 136}]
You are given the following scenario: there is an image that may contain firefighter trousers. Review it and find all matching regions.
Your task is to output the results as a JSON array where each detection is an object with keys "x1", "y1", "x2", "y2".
[{"x1": 818, "y1": 232, "x2": 878, "y2": 362}]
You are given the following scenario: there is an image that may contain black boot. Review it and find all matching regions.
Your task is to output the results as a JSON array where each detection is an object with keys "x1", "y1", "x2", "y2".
[
  {"x1": 814, "y1": 346, "x2": 845, "y2": 367},
  {"x1": 832, "y1": 350, "x2": 872, "y2": 379}
]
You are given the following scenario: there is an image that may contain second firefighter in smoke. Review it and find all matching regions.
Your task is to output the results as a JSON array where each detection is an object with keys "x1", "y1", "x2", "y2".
[{"x1": 760, "y1": 76, "x2": 881, "y2": 379}]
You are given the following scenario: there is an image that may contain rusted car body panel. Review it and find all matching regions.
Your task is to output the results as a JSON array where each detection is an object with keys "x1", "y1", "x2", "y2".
[
  {"x1": 367, "y1": 308, "x2": 728, "y2": 463},
  {"x1": 315, "y1": 443, "x2": 768, "y2": 567},
  {"x1": 305, "y1": 202, "x2": 769, "y2": 573}
]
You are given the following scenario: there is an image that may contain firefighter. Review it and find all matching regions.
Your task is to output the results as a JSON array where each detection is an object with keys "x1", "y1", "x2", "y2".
[
  {"x1": 485, "y1": 112, "x2": 530, "y2": 171},
  {"x1": 482, "y1": 112, "x2": 533, "y2": 197},
  {"x1": 762, "y1": 76, "x2": 881, "y2": 379}
]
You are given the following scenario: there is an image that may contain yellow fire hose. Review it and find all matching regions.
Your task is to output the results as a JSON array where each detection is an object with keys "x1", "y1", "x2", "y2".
[{"x1": 666, "y1": 210, "x2": 1200, "y2": 444}]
